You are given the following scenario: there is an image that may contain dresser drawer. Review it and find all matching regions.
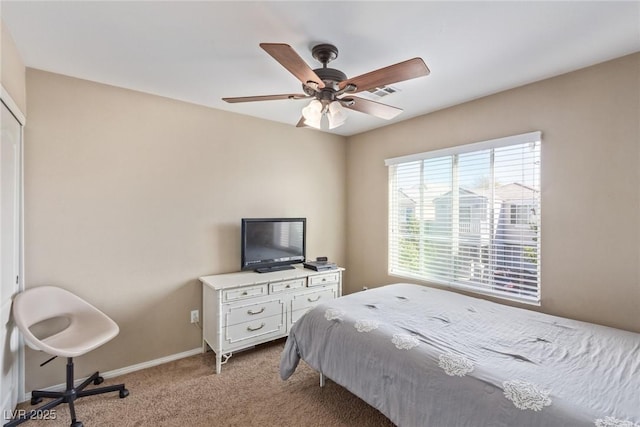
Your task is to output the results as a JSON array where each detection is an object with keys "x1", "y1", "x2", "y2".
[
  {"x1": 308, "y1": 272, "x2": 339, "y2": 287},
  {"x1": 291, "y1": 287, "x2": 337, "y2": 312},
  {"x1": 291, "y1": 308, "x2": 311, "y2": 325},
  {"x1": 290, "y1": 286, "x2": 338, "y2": 326},
  {"x1": 222, "y1": 284, "x2": 267, "y2": 302},
  {"x1": 225, "y1": 314, "x2": 285, "y2": 344},
  {"x1": 270, "y1": 278, "x2": 305, "y2": 294},
  {"x1": 225, "y1": 298, "x2": 284, "y2": 326}
]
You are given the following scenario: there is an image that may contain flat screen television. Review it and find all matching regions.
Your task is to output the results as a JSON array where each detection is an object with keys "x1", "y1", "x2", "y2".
[{"x1": 241, "y1": 218, "x2": 306, "y2": 273}]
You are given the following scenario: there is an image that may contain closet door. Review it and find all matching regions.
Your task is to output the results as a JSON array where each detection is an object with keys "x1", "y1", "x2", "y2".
[{"x1": 1, "y1": 98, "x2": 23, "y2": 417}]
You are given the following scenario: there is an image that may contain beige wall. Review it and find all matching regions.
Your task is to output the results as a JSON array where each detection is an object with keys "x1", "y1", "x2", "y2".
[
  {"x1": 346, "y1": 53, "x2": 640, "y2": 333},
  {"x1": 1, "y1": 19, "x2": 26, "y2": 113},
  {"x1": 24, "y1": 69, "x2": 347, "y2": 390}
]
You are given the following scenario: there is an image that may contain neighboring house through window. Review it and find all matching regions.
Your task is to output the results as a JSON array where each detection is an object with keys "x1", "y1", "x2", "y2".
[{"x1": 386, "y1": 132, "x2": 541, "y2": 303}]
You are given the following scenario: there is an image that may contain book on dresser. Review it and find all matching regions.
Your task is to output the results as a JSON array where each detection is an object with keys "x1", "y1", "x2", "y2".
[{"x1": 199, "y1": 265, "x2": 343, "y2": 373}]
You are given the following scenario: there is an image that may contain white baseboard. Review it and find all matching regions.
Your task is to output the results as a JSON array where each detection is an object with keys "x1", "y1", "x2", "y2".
[{"x1": 23, "y1": 347, "x2": 203, "y2": 402}]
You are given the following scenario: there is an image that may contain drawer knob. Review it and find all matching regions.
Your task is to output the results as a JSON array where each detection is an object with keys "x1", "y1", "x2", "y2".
[
  {"x1": 247, "y1": 322, "x2": 265, "y2": 332},
  {"x1": 285, "y1": 284, "x2": 290, "y2": 288},
  {"x1": 308, "y1": 295, "x2": 321, "y2": 302},
  {"x1": 241, "y1": 291, "x2": 248, "y2": 296},
  {"x1": 247, "y1": 307, "x2": 266, "y2": 315}
]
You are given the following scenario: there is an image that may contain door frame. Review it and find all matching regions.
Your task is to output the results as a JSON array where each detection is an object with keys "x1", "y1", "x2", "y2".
[{"x1": 1, "y1": 84, "x2": 26, "y2": 404}]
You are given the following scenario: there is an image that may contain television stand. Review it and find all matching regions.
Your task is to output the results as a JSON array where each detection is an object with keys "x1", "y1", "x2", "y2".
[
  {"x1": 255, "y1": 265, "x2": 295, "y2": 273},
  {"x1": 200, "y1": 265, "x2": 344, "y2": 373}
]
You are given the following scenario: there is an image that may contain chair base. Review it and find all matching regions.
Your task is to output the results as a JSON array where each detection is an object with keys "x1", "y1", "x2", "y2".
[{"x1": 4, "y1": 358, "x2": 128, "y2": 427}]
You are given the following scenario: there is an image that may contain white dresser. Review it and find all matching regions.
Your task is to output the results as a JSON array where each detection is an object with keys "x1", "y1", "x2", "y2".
[{"x1": 200, "y1": 266, "x2": 343, "y2": 373}]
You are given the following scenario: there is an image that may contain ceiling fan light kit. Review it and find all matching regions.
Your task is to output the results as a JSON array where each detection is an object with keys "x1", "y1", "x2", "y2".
[
  {"x1": 301, "y1": 98, "x2": 348, "y2": 130},
  {"x1": 327, "y1": 101, "x2": 347, "y2": 129},
  {"x1": 301, "y1": 99, "x2": 323, "y2": 129},
  {"x1": 223, "y1": 42, "x2": 430, "y2": 131}
]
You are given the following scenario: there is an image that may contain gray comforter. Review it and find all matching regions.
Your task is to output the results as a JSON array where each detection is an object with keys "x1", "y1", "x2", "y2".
[{"x1": 280, "y1": 283, "x2": 640, "y2": 427}]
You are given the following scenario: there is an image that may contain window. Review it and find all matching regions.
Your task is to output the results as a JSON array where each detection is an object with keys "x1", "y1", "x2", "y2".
[
  {"x1": 510, "y1": 204, "x2": 533, "y2": 226},
  {"x1": 386, "y1": 132, "x2": 541, "y2": 303}
]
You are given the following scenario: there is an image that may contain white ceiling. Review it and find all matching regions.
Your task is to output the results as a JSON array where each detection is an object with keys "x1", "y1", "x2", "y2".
[{"x1": 2, "y1": 1, "x2": 639, "y2": 136}]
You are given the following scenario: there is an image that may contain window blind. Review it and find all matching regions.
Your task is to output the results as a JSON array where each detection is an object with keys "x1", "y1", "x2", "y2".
[{"x1": 386, "y1": 132, "x2": 541, "y2": 303}]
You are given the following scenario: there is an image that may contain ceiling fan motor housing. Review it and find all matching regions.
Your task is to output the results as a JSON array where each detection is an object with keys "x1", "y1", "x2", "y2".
[
  {"x1": 303, "y1": 67, "x2": 347, "y2": 96},
  {"x1": 303, "y1": 43, "x2": 347, "y2": 97}
]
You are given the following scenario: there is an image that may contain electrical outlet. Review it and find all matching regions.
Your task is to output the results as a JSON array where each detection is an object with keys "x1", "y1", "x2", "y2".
[{"x1": 190, "y1": 310, "x2": 199, "y2": 324}]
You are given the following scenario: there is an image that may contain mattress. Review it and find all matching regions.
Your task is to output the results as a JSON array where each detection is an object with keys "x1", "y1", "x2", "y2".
[{"x1": 280, "y1": 283, "x2": 640, "y2": 427}]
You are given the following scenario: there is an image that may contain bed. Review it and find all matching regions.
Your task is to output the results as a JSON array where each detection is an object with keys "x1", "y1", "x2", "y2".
[{"x1": 280, "y1": 283, "x2": 640, "y2": 427}]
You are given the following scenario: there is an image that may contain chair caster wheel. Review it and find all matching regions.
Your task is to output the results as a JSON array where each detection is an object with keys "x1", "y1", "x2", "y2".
[
  {"x1": 93, "y1": 376, "x2": 104, "y2": 385},
  {"x1": 119, "y1": 389, "x2": 129, "y2": 398},
  {"x1": 71, "y1": 422, "x2": 83, "y2": 427},
  {"x1": 31, "y1": 396, "x2": 43, "y2": 405}
]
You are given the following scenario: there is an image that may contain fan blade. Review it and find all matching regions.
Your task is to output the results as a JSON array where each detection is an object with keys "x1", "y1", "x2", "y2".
[
  {"x1": 296, "y1": 117, "x2": 307, "y2": 128},
  {"x1": 341, "y1": 96, "x2": 403, "y2": 120},
  {"x1": 222, "y1": 94, "x2": 309, "y2": 103},
  {"x1": 260, "y1": 43, "x2": 325, "y2": 89},
  {"x1": 339, "y1": 58, "x2": 429, "y2": 93}
]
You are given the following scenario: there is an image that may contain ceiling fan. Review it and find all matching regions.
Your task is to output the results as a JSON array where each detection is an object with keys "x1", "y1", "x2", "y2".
[{"x1": 222, "y1": 43, "x2": 430, "y2": 130}]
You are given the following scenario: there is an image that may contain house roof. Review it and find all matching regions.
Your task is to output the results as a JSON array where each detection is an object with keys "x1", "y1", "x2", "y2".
[
  {"x1": 406, "y1": 182, "x2": 539, "y2": 205},
  {"x1": 493, "y1": 183, "x2": 539, "y2": 204}
]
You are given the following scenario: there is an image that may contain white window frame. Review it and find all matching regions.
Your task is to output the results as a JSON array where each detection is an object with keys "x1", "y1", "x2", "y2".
[{"x1": 385, "y1": 131, "x2": 541, "y2": 304}]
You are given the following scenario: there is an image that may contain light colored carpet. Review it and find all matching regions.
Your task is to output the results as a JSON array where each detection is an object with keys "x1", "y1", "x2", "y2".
[{"x1": 15, "y1": 339, "x2": 393, "y2": 426}]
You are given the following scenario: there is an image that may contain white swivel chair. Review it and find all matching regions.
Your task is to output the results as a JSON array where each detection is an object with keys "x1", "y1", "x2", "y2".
[{"x1": 5, "y1": 286, "x2": 129, "y2": 427}]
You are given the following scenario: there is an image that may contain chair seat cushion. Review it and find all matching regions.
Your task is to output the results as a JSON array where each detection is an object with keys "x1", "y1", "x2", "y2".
[{"x1": 40, "y1": 309, "x2": 119, "y2": 358}]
